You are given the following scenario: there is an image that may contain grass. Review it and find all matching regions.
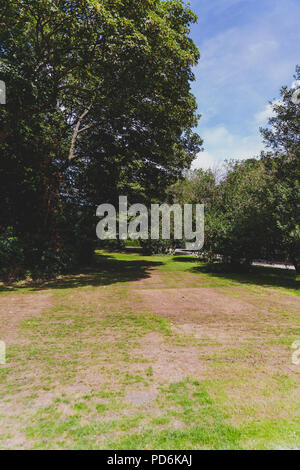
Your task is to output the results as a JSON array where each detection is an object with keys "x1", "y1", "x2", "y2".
[
  {"x1": 0, "y1": 250, "x2": 299, "y2": 449},
  {"x1": 23, "y1": 379, "x2": 241, "y2": 450}
]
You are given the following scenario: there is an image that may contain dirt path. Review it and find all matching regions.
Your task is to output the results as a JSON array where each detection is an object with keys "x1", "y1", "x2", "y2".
[
  {"x1": 0, "y1": 293, "x2": 53, "y2": 345},
  {"x1": 130, "y1": 284, "x2": 300, "y2": 379},
  {"x1": 0, "y1": 253, "x2": 299, "y2": 449}
]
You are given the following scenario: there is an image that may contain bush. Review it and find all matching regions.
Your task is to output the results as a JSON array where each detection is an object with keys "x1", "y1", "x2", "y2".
[
  {"x1": 27, "y1": 246, "x2": 76, "y2": 280},
  {"x1": 0, "y1": 227, "x2": 25, "y2": 281},
  {"x1": 0, "y1": 205, "x2": 96, "y2": 282},
  {"x1": 140, "y1": 238, "x2": 181, "y2": 255}
]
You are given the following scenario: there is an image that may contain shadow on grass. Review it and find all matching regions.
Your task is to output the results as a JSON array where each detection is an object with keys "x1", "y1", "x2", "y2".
[
  {"x1": 0, "y1": 252, "x2": 163, "y2": 292},
  {"x1": 189, "y1": 263, "x2": 300, "y2": 292}
]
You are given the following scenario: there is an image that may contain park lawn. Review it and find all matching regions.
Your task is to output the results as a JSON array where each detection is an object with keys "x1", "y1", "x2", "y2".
[{"x1": 0, "y1": 250, "x2": 299, "y2": 449}]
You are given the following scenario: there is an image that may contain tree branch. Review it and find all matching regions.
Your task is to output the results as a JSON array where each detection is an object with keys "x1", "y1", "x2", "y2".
[{"x1": 68, "y1": 98, "x2": 95, "y2": 161}]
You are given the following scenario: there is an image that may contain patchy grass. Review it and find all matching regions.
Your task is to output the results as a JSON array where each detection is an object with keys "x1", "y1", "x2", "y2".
[
  {"x1": 23, "y1": 379, "x2": 241, "y2": 450},
  {"x1": 0, "y1": 250, "x2": 299, "y2": 449}
]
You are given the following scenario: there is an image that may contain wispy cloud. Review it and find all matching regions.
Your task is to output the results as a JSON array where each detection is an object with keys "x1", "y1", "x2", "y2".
[
  {"x1": 192, "y1": 125, "x2": 263, "y2": 169},
  {"x1": 190, "y1": 0, "x2": 300, "y2": 166},
  {"x1": 254, "y1": 103, "x2": 276, "y2": 125}
]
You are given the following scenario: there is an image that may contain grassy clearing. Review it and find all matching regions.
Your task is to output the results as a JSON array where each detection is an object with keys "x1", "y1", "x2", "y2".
[
  {"x1": 0, "y1": 250, "x2": 299, "y2": 449},
  {"x1": 24, "y1": 379, "x2": 241, "y2": 450}
]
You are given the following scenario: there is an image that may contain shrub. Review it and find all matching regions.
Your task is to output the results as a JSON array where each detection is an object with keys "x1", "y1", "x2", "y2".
[{"x1": 0, "y1": 227, "x2": 25, "y2": 281}]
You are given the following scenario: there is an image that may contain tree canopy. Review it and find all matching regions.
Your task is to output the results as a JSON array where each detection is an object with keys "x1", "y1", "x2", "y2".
[
  {"x1": 0, "y1": 0, "x2": 202, "y2": 278},
  {"x1": 168, "y1": 67, "x2": 300, "y2": 272}
]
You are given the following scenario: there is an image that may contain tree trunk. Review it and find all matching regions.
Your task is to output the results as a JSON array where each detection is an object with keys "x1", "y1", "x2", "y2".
[{"x1": 291, "y1": 257, "x2": 300, "y2": 274}]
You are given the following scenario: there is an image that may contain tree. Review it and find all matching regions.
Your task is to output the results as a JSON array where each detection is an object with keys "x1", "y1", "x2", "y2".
[
  {"x1": 168, "y1": 161, "x2": 272, "y2": 266},
  {"x1": 261, "y1": 66, "x2": 300, "y2": 272},
  {"x1": 0, "y1": 0, "x2": 202, "y2": 278},
  {"x1": 261, "y1": 66, "x2": 300, "y2": 162},
  {"x1": 168, "y1": 168, "x2": 219, "y2": 259},
  {"x1": 167, "y1": 68, "x2": 299, "y2": 272},
  {"x1": 214, "y1": 159, "x2": 271, "y2": 266}
]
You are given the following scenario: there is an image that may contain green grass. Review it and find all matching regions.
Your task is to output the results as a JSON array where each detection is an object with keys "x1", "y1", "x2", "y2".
[
  {"x1": 26, "y1": 376, "x2": 297, "y2": 450},
  {"x1": 23, "y1": 379, "x2": 241, "y2": 450},
  {"x1": 104, "y1": 379, "x2": 241, "y2": 450},
  {"x1": 0, "y1": 249, "x2": 298, "y2": 295},
  {"x1": 0, "y1": 249, "x2": 299, "y2": 449}
]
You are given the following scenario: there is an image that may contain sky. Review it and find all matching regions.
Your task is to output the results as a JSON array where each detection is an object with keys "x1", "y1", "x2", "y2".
[{"x1": 189, "y1": 0, "x2": 300, "y2": 169}]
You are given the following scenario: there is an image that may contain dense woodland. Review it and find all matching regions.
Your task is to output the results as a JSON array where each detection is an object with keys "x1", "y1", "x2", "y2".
[
  {"x1": 169, "y1": 73, "x2": 300, "y2": 273},
  {"x1": 0, "y1": 0, "x2": 299, "y2": 279}
]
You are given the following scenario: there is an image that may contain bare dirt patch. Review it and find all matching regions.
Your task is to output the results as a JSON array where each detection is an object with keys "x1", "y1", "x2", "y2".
[
  {"x1": 130, "y1": 271, "x2": 168, "y2": 289},
  {"x1": 0, "y1": 293, "x2": 53, "y2": 344},
  {"x1": 134, "y1": 287, "x2": 258, "y2": 324},
  {"x1": 131, "y1": 286, "x2": 300, "y2": 379},
  {"x1": 220, "y1": 286, "x2": 300, "y2": 313},
  {"x1": 132, "y1": 331, "x2": 208, "y2": 384},
  {"x1": 126, "y1": 389, "x2": 157, "y2": 406}
]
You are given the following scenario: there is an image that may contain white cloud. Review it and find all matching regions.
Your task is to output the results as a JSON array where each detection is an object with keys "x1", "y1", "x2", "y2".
[
  {"x1": 192, "y1": 0, "x2": 300, "y2": 129},
  {"x1": 192, "y1": 151, "x2": 217, "y2": 170},
  {"x1": 248, "y1": 40, "x2": 278, "y2": 55},
  {"x1": 255, "y1": 80, "x2": 299, "y2": 125},
  {"x1": 254, "y1": 103, "x2": 276, "y2": 125},
  {"x1": 192, "y1": 125, "x2": 265, "y2": 169},
  {"x1": 190, "y1": 0, "x2": 300, "y2": 170},
  {"x1": 198, "y1": 27, "x2": 282, "y2": 88},
  {"x1": 291, "y1": 80, "x2": 300, "y2": 90}
]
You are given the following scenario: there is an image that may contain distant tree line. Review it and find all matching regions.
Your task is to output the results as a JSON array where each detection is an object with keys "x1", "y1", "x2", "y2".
[{"x1": 168, "y1": 67, "x2": 300, "y2": 273}]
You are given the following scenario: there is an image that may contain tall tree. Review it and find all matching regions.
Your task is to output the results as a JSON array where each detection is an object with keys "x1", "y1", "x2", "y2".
[
  {"x1": 0, "y1": 0, "x2": 202, "y2": 278},
  {"x1": 261, "y1": 67, "x2": 300, "y2": 272}
]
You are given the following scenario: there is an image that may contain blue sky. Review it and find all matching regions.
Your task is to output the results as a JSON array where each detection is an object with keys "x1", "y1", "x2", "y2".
[{"x1": 189, "y1": 0, "x2": 300, "y2": 169}]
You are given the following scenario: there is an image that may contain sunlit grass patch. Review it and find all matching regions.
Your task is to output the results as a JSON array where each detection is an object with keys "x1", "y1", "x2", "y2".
[
  {"x1": 1, "y1": 250, "x2": 299, "y2": 449},
  {"x1": 23, "y1": 379, "x2": 241, "y2": 450},
  {"x1": 104, "y1": 379, "x2": 241, "y2": 450}
]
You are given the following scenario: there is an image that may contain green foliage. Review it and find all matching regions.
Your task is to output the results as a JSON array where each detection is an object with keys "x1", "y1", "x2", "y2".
[
  {"x1": 260, "y1": 67, "x2": 300, "y2": 272},
  {"x1": 169, "y1": 168, "x2": 219, "y2": 260},
  {"x1": 214, "y1": 159, "x2": 271, "y2": 265},
  {"x1": 171, "y1": 164, "x2": 260, "y2": 263},
  {"x1": 0, "y1": 227, "x2": 25, "y2": 280},
  {"x1": 261, "y1": 65, "x2": 300, "y2": 159},
  {"x1": 168, "y1": 68, "x2": 300, "y2": 271},
  {"x1": 140, "y1": 238, "x2": 177, "y2": 255},
  {"x1": 0, "y1": 0, "x2": 201, "y2": 279}
]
